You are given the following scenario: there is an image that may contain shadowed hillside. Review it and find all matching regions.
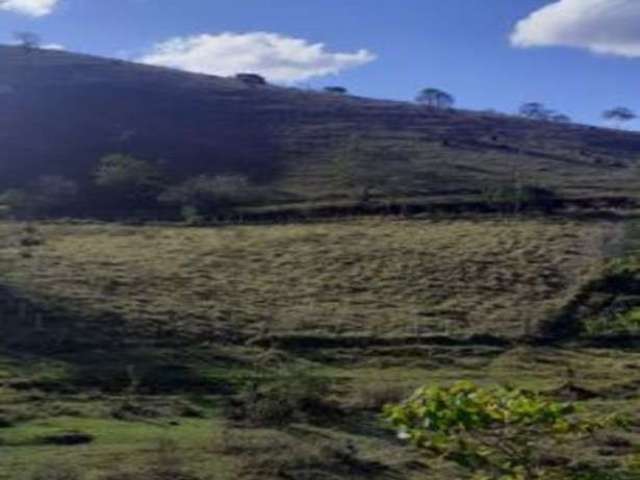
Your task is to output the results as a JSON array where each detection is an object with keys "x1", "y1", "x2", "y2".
[{"x1": 3, "y1": 45, "x2": 640, "y2": 214}]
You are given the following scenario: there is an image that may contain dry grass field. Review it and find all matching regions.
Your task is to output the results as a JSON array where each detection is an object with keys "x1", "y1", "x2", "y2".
[{"x1": 0, "y1": 218, "x2": 613, "y2": 340}]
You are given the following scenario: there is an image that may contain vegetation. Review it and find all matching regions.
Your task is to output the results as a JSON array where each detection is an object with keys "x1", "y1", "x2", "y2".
[
  {"x1": 386, "y1": 381, "x2": 625, "y2": 480},
  {"x1": 94, "y1": 154, "x2": 165, "y2": 203},
  {"x1": 603, "y1": 107, "x2": 637, "y2": 128},
  {"x1": 158, "y1": 174, "x2": 254, "y2": 218},
  {"x1": 519, "y1": 102, "x2": 571, "y2": 123},
  {"x1": 0, "y1": 218, "x2": 606, "y2": 339},
  {"x1": 416, "y1": 87, "x2": 455, "y2": 108},
  {"x1": 0, "y1": 216, "x2": 640, "y2": 480},
  {"x1": 235, "y1": 73, "x2": 267, "y2": 86},
  {"x1": 13, "y1": 31, "x2": 40, "y2": 50},
  {"x1": 324, "y1": 86, "x2": 348, "y2": 95},
  {"x1": 0, "y1": 176, "x2": 78, "y2": 218},
  {"x1": 3, "y1": 43, "x2": 640, "y2": 480}
]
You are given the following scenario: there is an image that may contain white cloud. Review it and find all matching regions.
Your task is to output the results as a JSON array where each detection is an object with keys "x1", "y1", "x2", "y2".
[
  {"x1": 0, "y1": 0, "x2": 59, "y2": 16},
  {"x1": 41, "y1": 42, "x2": 64, "y2": 50},
  {"x1": 511, "y1": 0, "x2": 640, "y2": 57},
  {"x1": 138, "y1": 32, "x2": 376, "y2": 83}
]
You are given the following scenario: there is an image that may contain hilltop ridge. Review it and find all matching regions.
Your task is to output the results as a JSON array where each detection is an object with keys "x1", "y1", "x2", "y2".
[{"x1": 2, "y1": 45, "x2": 640, "y2": 213}]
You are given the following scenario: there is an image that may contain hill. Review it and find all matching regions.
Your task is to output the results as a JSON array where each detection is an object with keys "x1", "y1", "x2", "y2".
[{"x1": 3, "y1": 45, "x2": 640, "y2": 217}]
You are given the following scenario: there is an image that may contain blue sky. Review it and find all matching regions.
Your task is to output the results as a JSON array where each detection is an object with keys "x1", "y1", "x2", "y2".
[{"x1": 1, "y1": 0, "x2": 639, "y2": 128}]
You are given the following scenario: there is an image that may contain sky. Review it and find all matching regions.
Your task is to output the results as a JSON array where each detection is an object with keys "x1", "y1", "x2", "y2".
[{"x1": 1, "y1": 0, "x2": 640, "y2": 128}]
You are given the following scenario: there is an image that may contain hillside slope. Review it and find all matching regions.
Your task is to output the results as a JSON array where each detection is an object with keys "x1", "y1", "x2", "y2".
[{"x1": 2, "y1": 45, "x2": 640, "y2": 209}]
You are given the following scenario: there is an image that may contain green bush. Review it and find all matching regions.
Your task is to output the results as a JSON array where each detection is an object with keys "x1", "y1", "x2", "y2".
[
  {"x1": 95, "y1": 154, "x2": 166, "y2": 206},
  {"x1": 385, "y1": 381, "x2": 625, "y2": 480}
]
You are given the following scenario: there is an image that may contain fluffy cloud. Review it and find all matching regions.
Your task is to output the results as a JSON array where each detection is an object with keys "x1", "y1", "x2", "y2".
[
  {"x1": 511, "y1": 0, "x2": 640, "y2": 57},
  {"x1": 0, "y1": 0, "x2": 59, "y2": 16},
  {"x1": 138, "y1": 32, "x2": 376, "y2": 83}
]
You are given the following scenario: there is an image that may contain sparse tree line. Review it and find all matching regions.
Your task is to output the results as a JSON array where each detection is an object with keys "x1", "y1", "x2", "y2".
[
  {"x1": 0, "y1": 154, "x2": 262, "y2": 222},
  {"x1": 414, "y1": 87, "x2": 637, "y2": 128},
  {"x1": 10, "y1": 31, "x2": 637, "y2": 128}
]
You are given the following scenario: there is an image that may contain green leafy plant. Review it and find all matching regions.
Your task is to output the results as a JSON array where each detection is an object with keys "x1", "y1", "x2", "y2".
[
  {"x1": 95, "y1": 154, "x2": 165, "y2": 206},
  {"x1": 384, "y1": 381, "x2": 624, "y2": 480}
]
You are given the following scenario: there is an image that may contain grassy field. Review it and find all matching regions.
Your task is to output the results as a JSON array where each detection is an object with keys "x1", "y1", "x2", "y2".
[
  {"x1": 0, "y1": 217, "x2": 612, "y2": 340},
  {"x1": 1, "y1": 217, "x2": 640, "y2": 480}
]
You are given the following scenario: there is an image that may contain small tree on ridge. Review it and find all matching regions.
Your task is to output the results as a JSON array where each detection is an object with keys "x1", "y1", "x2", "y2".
[{"x1": 416, "y1": 88, "x2": 455, "y2": 109}]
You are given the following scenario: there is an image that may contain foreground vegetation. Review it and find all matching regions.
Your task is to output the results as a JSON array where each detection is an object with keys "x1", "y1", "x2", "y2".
[{"x1": 1, "y1": 216, "x2": 640, "y2": 479}]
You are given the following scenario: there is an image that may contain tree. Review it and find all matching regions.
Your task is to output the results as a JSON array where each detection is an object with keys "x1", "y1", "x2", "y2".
[
  {"x1": 324, "y1": 86, "x2": 348, "y2": 95},
  {"x1": 235, "y1": 73, "x2": 267, "y2": 86},
  {"x1": 13, "y1": 31, "x2": 41, "y2": 51},
  {"x1": 603, "y1": 107, "x2": 637, "y2": 129},
  {"x1": 385, "y1": 382, "x2": 625, "y2": 480},
  {"x1": 519, "y1": 102, "x2": 552, "y2": 121},
  {"x1": 416, "y1": 88, "x2": 455, "y2": 109},
  {"x1": 95, "y1": 154, "x2": 165, "y2": 204},
  {"x1": 158, "y1": 174, "x2": 253, "y2": 216},
  {"x1": 549, "y1": 113, "x2": 571, "y2": 124}
]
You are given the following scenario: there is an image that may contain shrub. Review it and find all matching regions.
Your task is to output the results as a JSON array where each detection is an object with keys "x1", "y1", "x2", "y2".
[
  {"x1": 385, "y1": 381, "x2": 626, "y2": 480},
  {"x1": 225, "y1": 369, "x2": 335, "y2": 427},
  {"x1": 159, "y1": 174, "x2": 254, "y2": 216},
  {"x1": 180, "y1": 205, "x2": 205, "y2": 225},
  {"x1": 95, "y1": 154, "x2": 165, "y2": 207}
]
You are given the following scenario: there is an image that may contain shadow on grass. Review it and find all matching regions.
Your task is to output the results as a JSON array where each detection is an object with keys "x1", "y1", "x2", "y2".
[{"x1": 0, "y1": 284, "x2": 244, "y2": 395}]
